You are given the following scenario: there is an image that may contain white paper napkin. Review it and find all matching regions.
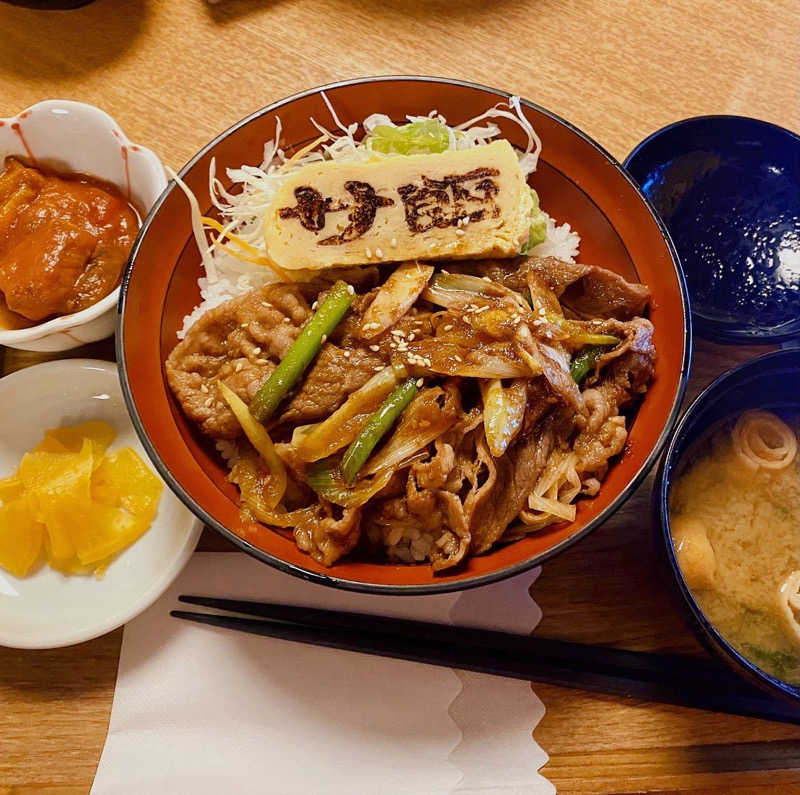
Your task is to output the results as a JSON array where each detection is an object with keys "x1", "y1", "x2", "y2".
[{"x1": 92, "y1": 553, "x2": 553, "y2": 794}]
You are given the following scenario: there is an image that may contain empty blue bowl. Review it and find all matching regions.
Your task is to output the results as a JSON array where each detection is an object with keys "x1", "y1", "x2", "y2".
[
  {"x1": 655, "y1": 348, "x2": 800, "y2": 705},
  {"x1": 625, "y1": 116, "x2": 800, "y2": 344}
]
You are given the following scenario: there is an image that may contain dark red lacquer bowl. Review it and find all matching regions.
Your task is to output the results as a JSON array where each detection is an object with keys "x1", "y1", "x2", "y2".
[{"x1": 118, "y1": 77, "x2": 690, "y2": 594}]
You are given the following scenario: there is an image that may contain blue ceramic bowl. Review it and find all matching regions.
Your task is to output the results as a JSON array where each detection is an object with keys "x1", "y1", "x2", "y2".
[
  {"x1": 655, "y1": 348, "x2": 800, "y2": 704},
  {"x1": 625, "y1": 116, "x2": 800, "y2": 344}
]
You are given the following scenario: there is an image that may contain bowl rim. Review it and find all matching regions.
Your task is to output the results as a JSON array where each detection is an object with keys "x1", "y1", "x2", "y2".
[
  {"x1": 623, "y1": 113, "x2": 800, "y2": 173},
  {"x1": 623, "y1": 114, "x2": 800, "y2": 346},
  {"x1": 118, "y1": 74, "x2": 692, "y2": 594},
  {"x1": 654, "y1": 347, "x2": 800, "y2": 701},
  {"x1": 0, "y1": 98, "x2": 167, "y2": 345}
]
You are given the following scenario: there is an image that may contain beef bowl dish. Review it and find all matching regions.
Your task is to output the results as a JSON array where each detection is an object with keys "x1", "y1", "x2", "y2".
[{"x1": 119, "y1": 77, "x2": 689, "y2": 593}]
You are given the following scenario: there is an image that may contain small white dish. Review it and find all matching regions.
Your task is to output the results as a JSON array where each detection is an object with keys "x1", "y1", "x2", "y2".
[
  {"x1": 0, "y1": 359, "x2": 202, "y2": 649},
  {"x1": 0, "y1": 100, "x2": 167, "y2": 352}
]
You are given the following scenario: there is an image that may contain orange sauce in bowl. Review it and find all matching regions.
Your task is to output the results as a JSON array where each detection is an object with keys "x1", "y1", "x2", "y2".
[{"x1": 0, "y1": 157, "x2": 140, "y2": 328}]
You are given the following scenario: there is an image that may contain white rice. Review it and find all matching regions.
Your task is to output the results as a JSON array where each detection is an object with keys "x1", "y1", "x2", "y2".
[
  {"x1": 215, "y1": 439, "x2": 239, "y2": 465},
  {"x1": 530, "y1": 212, "x2": 581, "y2": 262}
]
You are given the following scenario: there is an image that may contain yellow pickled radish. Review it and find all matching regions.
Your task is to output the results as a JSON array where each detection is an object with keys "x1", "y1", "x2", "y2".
[
  {"x1": 0, "y1": 497, "x2": 44, "y2": 577},
  {"x1": 91, "y1": 447, "x2": 162, "y2": 520},
  {"x1": 0, "y1": 474, "x2": 24, "y2": 503},
  {"x1": 0, "y1": 421, "x2": 162, "y2": 579},
  {"x1": 35, "y1": 421, "x2": 116, "y2": 455}
]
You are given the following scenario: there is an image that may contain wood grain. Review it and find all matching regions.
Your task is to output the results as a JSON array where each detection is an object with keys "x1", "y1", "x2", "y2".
[{"x1": 0, "y1": 0, "x2": 798, "y2": 792}]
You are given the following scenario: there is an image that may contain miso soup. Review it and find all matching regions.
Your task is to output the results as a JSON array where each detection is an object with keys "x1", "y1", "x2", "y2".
[{"x1": 669, "y1": 410, "x2": 800, "y2": 684}]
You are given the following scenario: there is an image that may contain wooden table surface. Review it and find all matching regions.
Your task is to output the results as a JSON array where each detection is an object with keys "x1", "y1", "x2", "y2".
[{"x1": 1, "y1": 1, "x2": 798, "y2": 792}]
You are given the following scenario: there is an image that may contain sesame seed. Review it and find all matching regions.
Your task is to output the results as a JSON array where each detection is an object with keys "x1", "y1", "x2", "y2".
[
  {"x1": 482, "y1": 276, "x2": 492, "y2": 282},
  {"x1": 321, "y1": 334, "x2": 327, "y2": 343},
  {"x1": 538, "y1": 307, "x2": 546, "y2": 316},
  {"x1": 284, "y1": 316, "x2": 292, "y2": 323},
  {"x1": 390, "y1": 342, "x2": 397, "y2": 349},
  {"x1": 200, "y1": 384, "x2": 209, "y2": 394},
  {"x1": 347, "y1": 284, "x2": 355, "y2": 294},
  {"x1": 455, "y1": 228, "x2": 465, "y2": 236},
  {"x1": 391, "y1": 329, "x2": 406, "y2": 337},
  {"x1": 441, "y1": 269, "x2": 450, "y2": 275},
  {"x1": 408, "y1": 332, "x2": 416, "y2": 341},
  {"x1": 454, "y1": 355, "x2": 462, "y2": 362},
  {"x1": 365, "y1": 247, "x2": 372, "y2": 258},
  {"x1": 204, "y1": 397, "x2": 214, "y2": 407},
  {"x1": 235, "y1": 362, "x2": 243, "y2": 372},
  {"x1": 261, "y1": 301, "x2": 270, "y2": 307},
  {"x1": 397, "y1": 342, "x2": 409, "y2": 352},
  {"x1": 374, "y1": 365, "x2": 384, "y2": 372},
  {"x1": 363, "y1": 322, "x2": 380, "y2": 331},
  {"x1": 416, "y1": 378, "x2": 424, "y2": 387},
  {"x1": 463, "y1": 217, "x2": 470, "y2": 225},
  {"x1": 390, "y1": 237, "x2": 398, "y2": 247},
  {"x1": 253, "y1": 347, "x2": 261, "y2": 355},
  {"x1": 369, "y1": 344, "x2": 380, "y2": 352},
  {"x1": 474, "y1": 305, "x2": 489, "y2": 313},
  {"x1": 343, "y1": 350, "x2": 351, "y2": 358},
  {"x1": 312, "y1": 301, "x2": 319, "y2": 310},
  {"x1": 376, "y1": 248, "x2": 384, "y2": 259},
  {"x1": 256, "y1": 358, "x2": 269, "y2": 365},
  {"x1": 442, "y1": 324, "x2": 453, "y2": 332}
]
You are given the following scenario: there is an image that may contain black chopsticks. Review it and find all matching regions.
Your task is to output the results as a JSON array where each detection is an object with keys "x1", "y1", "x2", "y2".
[{"x1": 171, "y1": 595, "x2": 800, "y2": 726}]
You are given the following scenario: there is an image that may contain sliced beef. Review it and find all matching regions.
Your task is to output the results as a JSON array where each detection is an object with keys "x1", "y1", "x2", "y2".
[
  {"x1": 557, "y1": 267, "x2": 650, "y2": 321},
  {"x1": 278, "y1": 344, "x2": 386, "y2": 424},
  {"x1": 571, "y1": 319, "x2": 655, "y2": 478},
  {"x1": 574, "y1": 414, "x2": 627, "y2": 477},
  {"x1": 166, "y1": 282, "x2": 387, "y2": 440},
  {"x1": 167, "y1": 248, "x2": 657, "y2": 572},
  {"x1": 293, "y1": 503, "x2": 362, "y2": 567},
  {"x1": 522, "y1": 376, "x2": 559, "y2": 436},
  {"x1": 517, "y1": 326, "x2": 585, "y2": 417},
  {"x1": 460, "y1": 256, "x2": 650, "y2": 321},
  {"x1": 165, "y1": 283, "x2": 310, "y2": 439},
  {"x1": 592, "y1": 318, "x2": 655, "y2": 398},
  {"x1": 468, "y1": 415, "x2": 562, "y2": 554}
]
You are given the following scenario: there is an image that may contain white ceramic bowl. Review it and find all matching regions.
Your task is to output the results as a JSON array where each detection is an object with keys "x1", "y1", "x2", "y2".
[
  {"x1": 0, "y1": 359, "x2": 202, "y2": 649},
  {"x1": 0, "y1": 100, "x2": 167, "y2": 352}
]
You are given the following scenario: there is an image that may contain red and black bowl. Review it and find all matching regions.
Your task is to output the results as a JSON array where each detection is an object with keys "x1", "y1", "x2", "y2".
[{"x1": 117, "y1": 76, "x2": 690, "y2": 594}]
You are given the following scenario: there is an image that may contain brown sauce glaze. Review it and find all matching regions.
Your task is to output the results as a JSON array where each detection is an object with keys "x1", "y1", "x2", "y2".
[
  {"x1": 398, "y1": 167, "x2": 501, "y2": 234},
  {"x1": 279, "y1": 181, "x2": 394, "y2": 245}
]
